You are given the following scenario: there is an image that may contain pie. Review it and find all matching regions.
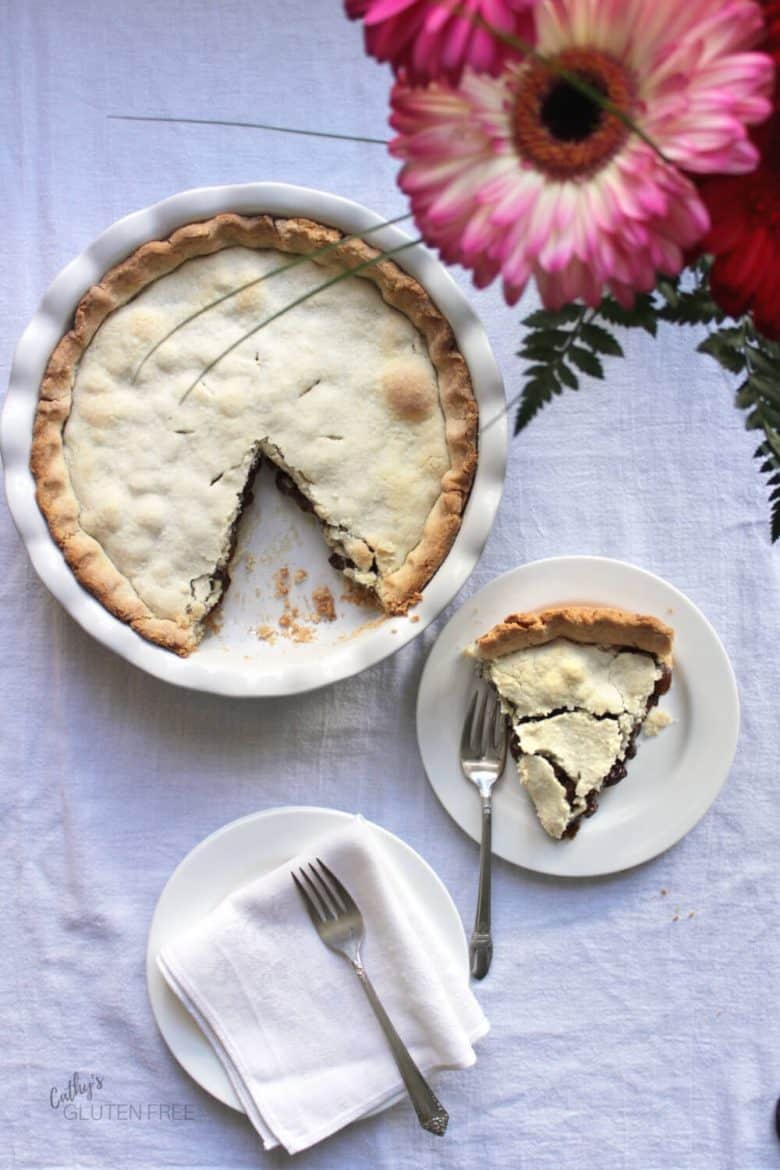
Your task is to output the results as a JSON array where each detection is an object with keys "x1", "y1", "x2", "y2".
[
  {"x1": 472, "y1": 605, "x2": 674, "y2": 839},
  {"x1": 31, "y1": 214, "x2": 477, "y2": 654}
]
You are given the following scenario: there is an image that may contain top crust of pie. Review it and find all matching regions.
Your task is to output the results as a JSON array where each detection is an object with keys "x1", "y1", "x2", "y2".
[
  {"x1": 30, "y1": 214, "x2": 478, "y2": 655},
  {"x1": 473, "y1": 604, "x2": 674, "y2": 666}
]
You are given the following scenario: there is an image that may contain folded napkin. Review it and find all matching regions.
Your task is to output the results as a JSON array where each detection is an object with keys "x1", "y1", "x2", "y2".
[{"x1": 158, "y1": 815, "x2": 488, "y2": 1153}]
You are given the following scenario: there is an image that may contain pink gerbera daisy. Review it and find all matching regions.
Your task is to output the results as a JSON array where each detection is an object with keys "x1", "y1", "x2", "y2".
[
  {"x1": 346, "y1": 0, "x2": 537, "y2": 83},
  {"x1": 390, "y1": 0, "x2": 774, "y2": 307}
]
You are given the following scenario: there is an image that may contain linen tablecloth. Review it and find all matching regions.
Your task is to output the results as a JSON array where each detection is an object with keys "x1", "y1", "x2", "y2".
[{"x1": 3, "y1": 3, "x2": 779, "y2": 1168}]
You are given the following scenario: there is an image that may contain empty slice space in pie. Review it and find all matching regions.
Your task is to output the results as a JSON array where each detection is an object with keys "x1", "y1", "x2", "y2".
[
  {"x1": 472, "y1": 605, "x2": 674, "y2": 839},
  {"x1": 31, "y1": 215, "x2": 477, "y2": 654}
]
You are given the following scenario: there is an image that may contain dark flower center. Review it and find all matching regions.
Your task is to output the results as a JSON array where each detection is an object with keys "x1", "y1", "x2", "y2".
[
  {"x1": 513, "y1": 49, "x2": 637, "y2": 181},
  {"x1": 540, "y1": 78, "x2": 605, "y2": 143}
]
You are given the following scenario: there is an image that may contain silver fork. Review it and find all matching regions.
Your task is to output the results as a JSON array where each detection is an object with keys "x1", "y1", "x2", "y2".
[
  {"x1": 460, "y1": 686, "x2": 508, "y2": 980},
  {"x1": 292, "y1": 858, "x2": 449, "y2": 1136}
]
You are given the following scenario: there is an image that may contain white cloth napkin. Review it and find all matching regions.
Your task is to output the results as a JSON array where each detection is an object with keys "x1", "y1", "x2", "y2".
[{"x1": 157, "y1": 816, "x2": 488, "y2": 1153}]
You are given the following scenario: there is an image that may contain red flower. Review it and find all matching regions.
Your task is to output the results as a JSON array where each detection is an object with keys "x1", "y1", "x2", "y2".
[{"x1": 698, "y1": 1, "x2": 780, "y2": 337}]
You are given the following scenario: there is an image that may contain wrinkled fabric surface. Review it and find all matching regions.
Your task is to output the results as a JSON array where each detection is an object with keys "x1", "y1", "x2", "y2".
[{"x1": 2, "y1": 2, "x2": 779, "y2": 1168}]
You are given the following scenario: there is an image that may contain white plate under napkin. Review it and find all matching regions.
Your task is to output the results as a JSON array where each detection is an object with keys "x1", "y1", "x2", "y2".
[{"x1": 157, "y1": 815, "x2": 488, "y2": 1153}]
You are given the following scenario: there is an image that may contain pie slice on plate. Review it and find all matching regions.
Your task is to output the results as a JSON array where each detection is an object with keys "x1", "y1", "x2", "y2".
[
  {"x1": 31, "y1": 214, "x2": 477, "y2": 655},
  {"x1": 472, "y1": 605, "x2": 674, "y2": 840}
]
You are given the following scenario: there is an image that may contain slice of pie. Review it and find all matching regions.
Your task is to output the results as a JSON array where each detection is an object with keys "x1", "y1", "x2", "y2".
[
  {"x1": 472, "y1": 605, "x2": 674, "y2": 840},
  {"x1": 31, "y1": 214, "x2": 477, "y2": 654}
]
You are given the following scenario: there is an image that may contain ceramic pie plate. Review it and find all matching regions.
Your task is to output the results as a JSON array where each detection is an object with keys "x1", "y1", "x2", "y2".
[
  {"x1": 1, "y1": 182, "x2": 507, "y2": 696},
  {"x1": 146, "y1": 805, "x2": 470, "y2": 1112},
  {"x1": 416, "y1": 556, "x2": 740, "y2": 877}
]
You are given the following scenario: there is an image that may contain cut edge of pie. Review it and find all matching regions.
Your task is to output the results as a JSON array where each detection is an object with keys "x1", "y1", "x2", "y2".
[
  {"x1": 472, "y1": 604, "x2": 674, "y2": 840},
  {"x1": 30, "y1": 213, "x2": 478, "y2": 655}
]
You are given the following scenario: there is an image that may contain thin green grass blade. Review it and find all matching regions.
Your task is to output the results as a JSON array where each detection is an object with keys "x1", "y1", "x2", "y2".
[
  {"x1": 132, "y1": 213, "x2": 413, "y2": 383},
  {"x1": 107, "y1": 114, "x2": 390, "y2": 146},
  {"x1": 178, "y1": 237, "x2": 423, "y2": 404}
]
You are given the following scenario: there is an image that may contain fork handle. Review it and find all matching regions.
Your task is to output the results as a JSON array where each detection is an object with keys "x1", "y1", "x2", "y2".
[
  {"x1": 469, "y1": 796, "x2": 493, "y2": 980},
  {"x1": 351, "y1": 960, "x2": 449, "y2": 1136}
]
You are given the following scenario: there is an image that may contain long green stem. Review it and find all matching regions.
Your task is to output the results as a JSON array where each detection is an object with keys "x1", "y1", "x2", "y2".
[
  {"x1": 108, "y1": 114, "x2": 390, "y2": 146},
  {"x1": 178, "y1": 237, "x2": 423, "y2": 404},
  {"x1": 133, "y1": 213, "x2": 413, "y2": 383}
]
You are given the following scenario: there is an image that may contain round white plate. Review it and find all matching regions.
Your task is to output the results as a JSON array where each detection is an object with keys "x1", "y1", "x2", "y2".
[
  {"x1": 416, "y1": 556, "x2": 740, "y2": 877},
  {"x1": 1, "y1": 182, "x2": 506, "y2": 696},
  {"x1": 146, "y1": 805, "x2": 469, "y2": 1111}
]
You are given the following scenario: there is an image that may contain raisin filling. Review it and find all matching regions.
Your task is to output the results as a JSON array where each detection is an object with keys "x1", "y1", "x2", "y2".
[
  {"x1": 328, "y1": 552, "x2": 354, "y2": 572},
  {"x1": 196, "y1": 446, "x2": 263, "y2": 617},
  {"x1": 507, "y1": 661, "x2": 672, "y2": 839},
  {"x1": 274, "y1": 468, "x2": 315, "y2": 514},
  {"x1": 273, "y1": 472, "x2": 372, "y2": 583}
]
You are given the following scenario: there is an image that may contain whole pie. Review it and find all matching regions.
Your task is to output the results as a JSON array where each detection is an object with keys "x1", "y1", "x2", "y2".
[
  {"x1": 31, "y1": 214, "x2": 477, "y2": 654},
  {"x1": 473, "y1": 605, "x2": 674, "y2": 839}
]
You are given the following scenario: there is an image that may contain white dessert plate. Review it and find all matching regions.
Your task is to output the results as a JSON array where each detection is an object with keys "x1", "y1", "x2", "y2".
[
  {"x1": 146, "y1": 805, "x2": 469, "y2": 1112},
  {"x1": 416, "y1": 556, "x2": 740, "y2": 877},
  {"x1": 1, "y1": 182, "x2": 506, "y2": 696}
]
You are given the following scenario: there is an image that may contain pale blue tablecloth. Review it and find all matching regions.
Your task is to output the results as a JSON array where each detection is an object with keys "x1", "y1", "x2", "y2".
[{"x1": 3, "y1": 2, "x2": 779, "y2": 1168}]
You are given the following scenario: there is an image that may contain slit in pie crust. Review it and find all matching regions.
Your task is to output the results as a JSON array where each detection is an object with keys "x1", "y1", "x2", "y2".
[{"x1": 31, "y1": 214, "x2": 478, "y2": 655}]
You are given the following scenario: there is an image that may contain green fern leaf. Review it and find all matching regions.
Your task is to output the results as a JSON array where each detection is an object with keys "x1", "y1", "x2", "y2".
[
  {"x1": 599, "y1": 295, "x2": 658, "y2": 336},
  {"x1": 523, "y1": 305, "x2": 582, "y2": 328},
  {"x1": 580, "y1": 322, "x2": 624, "y2": 357},
  {"x1": 514, "y1": 369, "x2": 561, "y2": 433},
  {"x1": 697, "y1": 333, "x2": 746, "y2": 374},
  {"x1": 568, "y1": 346, "x2": 604, "y2": 378},
  {"x1": 557, "y1": 361, "x2": 579, "y2": 389}
]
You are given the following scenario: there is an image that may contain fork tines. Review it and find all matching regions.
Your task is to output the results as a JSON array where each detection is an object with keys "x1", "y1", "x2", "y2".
[
  {"x1": 292, "y1": 858, "x2": 356, "y2": 923},
  {"x1": 461, "y1": 686, "x2": 506, "y2": 760}
]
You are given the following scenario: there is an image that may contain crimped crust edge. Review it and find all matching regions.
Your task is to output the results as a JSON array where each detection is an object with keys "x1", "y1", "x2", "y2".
[
  {"x1": 31, "y1": 213, "x2": 478, "y2": 653},
  {"x1": 474, "y1": 604, "x2": 674, "y2": 666}
]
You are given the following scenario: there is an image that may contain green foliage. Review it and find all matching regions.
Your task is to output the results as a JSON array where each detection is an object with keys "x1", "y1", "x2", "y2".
[
  {"x1": 695, "y1": 320, "x2": 780, "y2": 542},
  {"x1": 514, "y1": 291, "x2": 659, "y2": 431},
  {"x1": 515, "y1": 258, "x2": 780, "y2": 541}
]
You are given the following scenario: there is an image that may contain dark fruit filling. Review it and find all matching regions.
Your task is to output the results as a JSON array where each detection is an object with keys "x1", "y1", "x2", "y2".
[
  {"x1": 328, "y1": 552, "x2": 354, "y2": 572},
  {"x1": 506, "y1": 660, "x2": 672, "y2": 838},
  {"x1": 272, "y1": 470, "x2": 383, "y2": 591},
  {"x1": 274, "y1": 468, "x2": 315, "y2": 514},
  {"x1": 200, "y1": 447, "x2": 263, "y2": 615}
]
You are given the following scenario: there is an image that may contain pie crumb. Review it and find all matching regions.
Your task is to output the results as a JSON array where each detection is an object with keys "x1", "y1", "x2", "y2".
[
  {"x1": 274, "y1": 567, "x2": 290, "y2": 599},
  {"x1": 338, "y1": 614, "x2": 388, "y2": 640},
  {"x1": 409, "y1": 614, "x2": 420, "y2": 623},
  {"x1": 256, "y1": 625, "x2": 276, "y2": 643},
  {"x1": 244, "y1": 553, "x2": 257, "y2": 573},
  {"x1": 311, "y1": 585, "x2": 336, "y2": 622},
  {"x1": 643, "y1": 708, "x2": 674, "y2": 737},
  {"x1": 340, "y1": 579, "x2": 380, "y2": 611},
  {"x1": 294, "y1": 569, "x2": 308, "y2": 584},
  {"x1": 290, "y1": 625, "x2": 315, "y2": 643},
  {"x1": 205, "y1": 609, "x2": 224, "y2": 635}
]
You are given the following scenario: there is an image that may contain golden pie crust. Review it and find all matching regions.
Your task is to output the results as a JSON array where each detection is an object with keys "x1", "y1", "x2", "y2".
[
  {"x1": 30, "y1": 214, "x2": 478, "y2": 654},
  {"x1": 474, "y1": 604, "x2": 674, "y2": 666}
]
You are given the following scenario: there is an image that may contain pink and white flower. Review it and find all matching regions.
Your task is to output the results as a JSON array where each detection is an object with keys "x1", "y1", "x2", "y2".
[
  {"x1": 390, "y1": 0, "x2": 775, "y2": 307},
  {"x1": 346, "y1": 0, "x2": 536, "y2": 84}
]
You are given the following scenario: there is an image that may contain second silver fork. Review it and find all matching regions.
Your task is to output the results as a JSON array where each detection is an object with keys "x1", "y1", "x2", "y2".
[
  {"x1": 292, "y1": 858, "x2": 449, "y2": 1136},
  {"x1": 460, "y1": 687, "x2": 508, "y2": 980}
]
